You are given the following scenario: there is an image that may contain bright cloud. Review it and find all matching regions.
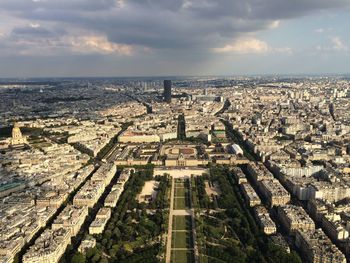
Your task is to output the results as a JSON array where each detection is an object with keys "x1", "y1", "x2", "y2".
[
  {"x1": 213, "y1": 37, "x2": 293, "y2": 55},
  {"x1": 269, "y1": 20, "x2": 280, "y2": 29},
  {"x1": 29, "y1": 23, "x2": 40, "y2": 28},
  {"x1": 330, "y1": 37, "x2": 348, "y2": 51},
  {"x1": 213, "y1": 38, "x2": 269, "y2": 54},
  {"x1": 274, "y1": 47, "x2": 293, "y2": 54},
  {"x1": 69, "y1": 35, "x2": 133, "y2": 55}
]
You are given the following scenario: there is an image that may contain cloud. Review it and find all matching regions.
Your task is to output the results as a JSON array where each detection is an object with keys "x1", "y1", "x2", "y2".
[
  {"x1": 273, "y1": 47, "x2": 293, "y2": 55},
  {"x1": 315, "y1": 28, "x2": 325, "y2": 33},
  {"x1": 213, "y1": 37, "x2": 292, "y2": 55},
  {"x1": 1, "y1": 23, "x2": 133, "y2": 56},
  {"x1": 315, "y1": 36, "x2": 349, "y2": 53},
  {"x1": 0, "y1": 0, "x2": 349, "y2": 76},
  {"x1": 30, "y1": 23, "x2": 40, "y2": 28},
  {"x1": 12, "y1": 25, "x2": 53, "y2": 37},
  {"x1": 1, "y1": 0, "x2": 349, "y2": 54},
  {"x1": 314, "y1": 27, "x2": 333, "y2": 34},
  {"x1": 0, "y1": 0, "x2": 116, "y2": 12},
  {"x1": 69, "y1": 35, "x2": 133, "y2": 55},
  {"x1": 269, "y1": 20, "x2": 280, "y2": 29},
  {"x1": 330, "y1": 36, "x2": 348, "y2": 51},
  {"x1": 214, "y1": 38, "x2": 269, "y2": 54}
]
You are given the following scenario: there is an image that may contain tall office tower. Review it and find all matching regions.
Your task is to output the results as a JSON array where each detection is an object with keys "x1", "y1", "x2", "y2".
[{"x1": 164, "y1": 80, "x2": 172, "y2": 103}]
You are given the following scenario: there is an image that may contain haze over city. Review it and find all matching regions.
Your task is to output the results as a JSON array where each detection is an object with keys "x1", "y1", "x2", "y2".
[{"x1": 1, "y1": 0, "x2": 350, "y2": 77}]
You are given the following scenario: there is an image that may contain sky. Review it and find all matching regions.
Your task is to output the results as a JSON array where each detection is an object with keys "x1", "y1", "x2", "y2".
[{"x1": 0, "y1": 0, "x2": 350, "y2": 77}]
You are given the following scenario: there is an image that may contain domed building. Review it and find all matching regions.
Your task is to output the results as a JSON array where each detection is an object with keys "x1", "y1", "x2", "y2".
[{"x1": 10, "y1": 123, "x2": 27, "y2": 146}]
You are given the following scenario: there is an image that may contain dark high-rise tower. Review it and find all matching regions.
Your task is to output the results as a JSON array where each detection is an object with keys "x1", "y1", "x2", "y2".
[{"x1": 163, "y1": 80, "x2": 172, "y2": 103}]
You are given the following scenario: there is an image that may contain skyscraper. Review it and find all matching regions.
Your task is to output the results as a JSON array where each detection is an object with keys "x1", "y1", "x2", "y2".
[{"x1": 163, "y1": 80, "x2": 172, "y2": 103}]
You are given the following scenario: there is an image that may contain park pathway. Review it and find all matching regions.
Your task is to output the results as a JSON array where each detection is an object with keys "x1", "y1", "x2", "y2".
[{"x1": 165, "y1": 177, "x2": 198, "y2": 263}]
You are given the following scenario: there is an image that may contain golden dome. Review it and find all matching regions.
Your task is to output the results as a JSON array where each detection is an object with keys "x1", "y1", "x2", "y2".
[{"x1": 10, "y1": 123, "x2": 27, "y2": 145}]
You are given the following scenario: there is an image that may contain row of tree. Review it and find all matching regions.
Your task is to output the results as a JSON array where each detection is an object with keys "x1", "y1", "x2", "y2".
[
  {"x1": 194, "y1": 176, "x2": 211, "y2": 209},
  {"x1": 196, "y1": 165, "x2": 302, "y2": 263},
  {"x1": 72, "y1": 166, "x2": 169, "y2": 262}
]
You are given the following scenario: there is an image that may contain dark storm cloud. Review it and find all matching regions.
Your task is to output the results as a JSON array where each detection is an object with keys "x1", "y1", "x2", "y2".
[
  {"x1": 0, "y1": 0, "x2": 350, "y2": 51},
  {"x1": 249, "y1": 0, "x2": 350, "y2": 19},
  {"x1": 180, "y1": 0, "x2": 350, "y2": 19},
  {"x1": 11, "y1": 25, "x2": 66, "y2": 37},
  {"x1": 0, "y1": 0, "x2": 116, "y2": 11}
]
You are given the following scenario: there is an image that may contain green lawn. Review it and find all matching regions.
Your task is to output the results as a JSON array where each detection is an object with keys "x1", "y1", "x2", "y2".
[
  {"x1": 173, "y1": 185, "x2": 190, "y2": 209},
  {"x1": 174, "y1": 197, "x2": 189, "y2": 210},
  {"x1": 175, "y1": 178, "x2": 188, "y2": 187},
  {"x1": 175, "y1": 182, "x2": 186, "y2": 188},
  {"x1": 175, "y1": 187, "x2": 187, "y2": 197},
  {"x1": 172, "y1": 231, "x2": 193, "y2": 248},
  {"x1": 173, "y1": 216, "x2": 191, "y2": 231},
  {"x1": 171, "y1": 250, "x2": 195, "y2": 263}
]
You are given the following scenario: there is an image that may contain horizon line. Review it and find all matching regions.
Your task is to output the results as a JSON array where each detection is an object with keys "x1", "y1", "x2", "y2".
[{"x1": 0, "y1": 72, "x2": 350, "y2": 80}]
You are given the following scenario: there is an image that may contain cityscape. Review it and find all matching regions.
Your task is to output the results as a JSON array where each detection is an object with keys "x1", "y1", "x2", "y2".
[
  {"x1": 1, "y1": 1, "x2": 350, "y2": 263},
  {"x1": 0, "y1": 76, "x2": 349, "y2": 263}
]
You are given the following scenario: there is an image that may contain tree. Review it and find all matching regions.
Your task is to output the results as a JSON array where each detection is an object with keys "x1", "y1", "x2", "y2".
[
  {"x1": 99, "y1": 258, "x2": 108, "y2": 263},
  {"x1": 91, "y1": 254, "x2": 101, "y2": 263},
  {"x1": 86, "y1": 247, "x2": 100, "y2": 260},
  {"x1": 123, "y1": 243, "x2": 133, "y2": 254},
  {"x1": 71, "y1": 252, "x2": 86, "y2": 263},
  {"x1": 113, "y1": 227, "x2": 121, "y2": 239}
]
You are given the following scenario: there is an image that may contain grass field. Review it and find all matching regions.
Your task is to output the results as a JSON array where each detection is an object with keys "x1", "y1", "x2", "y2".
[
  {"x1": 174, "y1": 197, "x2": 189, "y2": 210},
  {"x1": 170, "y1": 179, "x2": 195, "y2": 263},
  {"x1": 171, "y1": 250, "x2": 195, "y2": 263},
  {"x1": 172, "y1": 231, "x2": 193, "y2": 248},
  {"x1": 173, "y1": 216, "x2": 191, "y2": 231},
  {"x1": 175, "y1": 187, "x2": 187, "y2": 197},
  {"x1": 174, "y1": 180, "x2": 191, "y2": 209},
  {"x1": 174, "y1": 179, "x2": 186, "y2": 188}
]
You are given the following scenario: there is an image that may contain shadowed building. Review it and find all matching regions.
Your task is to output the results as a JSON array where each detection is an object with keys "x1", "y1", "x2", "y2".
[{"x1": 163, "y1": 80, "x2": 172, "y2": 103}]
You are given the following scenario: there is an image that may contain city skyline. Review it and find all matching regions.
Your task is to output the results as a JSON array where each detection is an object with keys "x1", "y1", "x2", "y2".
[
  {"x1": 0, "y1": 76, "x2": 350, "y2": 263},
  {"x1": 1, "y1": 0, "x2": 350, "y2": 77}
]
